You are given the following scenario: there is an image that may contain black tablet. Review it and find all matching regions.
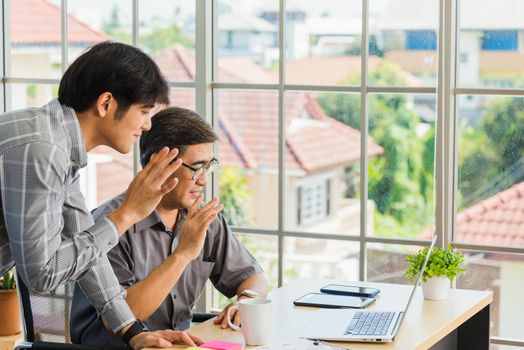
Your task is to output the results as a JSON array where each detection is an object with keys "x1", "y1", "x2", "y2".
[{"x1": 293, "y1": 292, "x2": 375, "y2": 309}]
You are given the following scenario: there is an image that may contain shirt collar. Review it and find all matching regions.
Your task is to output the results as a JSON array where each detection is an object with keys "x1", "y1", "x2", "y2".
[
  {"x1": 129, "y1": 208, "x2": 190, "y2": 235},
  {"x1": 50, "y1": 99, "x2": 88, "y2": 169}
]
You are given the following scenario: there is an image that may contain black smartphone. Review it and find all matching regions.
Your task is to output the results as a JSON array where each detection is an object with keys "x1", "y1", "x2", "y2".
[
  {"x1": 293, "y1": 292, "x2": 375, "y2": 309},
  {"x1": 320, "y1": 284, "x2": 380, "y2": 298}
]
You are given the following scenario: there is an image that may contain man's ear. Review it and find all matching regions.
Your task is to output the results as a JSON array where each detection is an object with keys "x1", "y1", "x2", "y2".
[{"x1": 95, "y1": 92, "x2": 116, "y2": 118}]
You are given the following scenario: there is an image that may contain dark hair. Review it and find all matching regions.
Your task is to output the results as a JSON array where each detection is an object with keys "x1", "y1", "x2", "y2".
[
  {"x1": 58, "y1": 41, "x2": 169, "y2": 117},
  {"x1": 140, "y1": 107, "x2": 218, "y2": 167}
]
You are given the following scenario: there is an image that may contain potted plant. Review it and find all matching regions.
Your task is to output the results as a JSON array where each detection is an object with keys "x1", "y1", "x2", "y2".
[
  {"x1": 405, "y1": 245, "x2": 465, "y2": 300},
  {"x1": 0, "y1": 269, "x2": 22, "y2": 336}
]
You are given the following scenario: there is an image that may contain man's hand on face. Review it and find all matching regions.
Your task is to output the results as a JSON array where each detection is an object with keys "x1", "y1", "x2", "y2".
[
  {"x1": 112, "y1": 147, "x2": 183, "y2": 231},
  {"x1": 213, "y1": 299, "x2": 244, "y2": 329},
  {"x1": 128, "y1": 329, "x2": 204, "y2": 349},
  {"x1": 175, "y1": 194, "x2": 224, "y2": 261}
]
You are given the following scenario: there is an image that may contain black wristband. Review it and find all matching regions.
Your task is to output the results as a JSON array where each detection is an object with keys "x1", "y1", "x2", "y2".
[{"x1": 122, "y1": 320, "x2": 149, "y2": 345}]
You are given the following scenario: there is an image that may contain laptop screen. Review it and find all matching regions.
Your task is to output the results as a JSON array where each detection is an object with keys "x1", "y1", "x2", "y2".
[{"x1": 401, "y1": 235, "x2": 438, "y2": 316}]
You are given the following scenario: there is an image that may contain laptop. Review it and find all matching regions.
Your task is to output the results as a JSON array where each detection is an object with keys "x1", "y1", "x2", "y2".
[{"x1": 302, "y1": 235, "x2": 438, "y2": 343}]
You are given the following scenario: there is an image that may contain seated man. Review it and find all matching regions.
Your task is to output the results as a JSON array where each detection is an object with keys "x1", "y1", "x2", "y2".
[{"x1": 71, "y1": 107, "x2": 268, "y2": 348}]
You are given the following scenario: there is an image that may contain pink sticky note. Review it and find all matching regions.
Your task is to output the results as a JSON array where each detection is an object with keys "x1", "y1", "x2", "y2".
[{"x1": 200, "y1": 340, "x2": 243, "y2": 350}]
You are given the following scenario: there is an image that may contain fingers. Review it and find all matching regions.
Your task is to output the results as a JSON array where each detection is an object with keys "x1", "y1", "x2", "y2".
[
  {"x1": 130, "y1": 332, "x2": 172, "y2": 349},
  {"x1": 188, "y1": 333, "x2": 204, "y2": 345},
  {"x1": 156, "y1": 158, "x2": 183, "y2": 190},
  {"x1": 214, "y1": 308, "x2": 226, "y2": 324},
  {"x1": 188, "y1": 194, "x2": 205, "y2": 217},
  {"x1": 233, "y1": 308, "x2": 241, "y2": 327},
  {"x1": 178, "y1": 332, "x2": 197, "y2": 346},
  {"x1": 160, "y1": 176, "x2": 179, "y2": 194},
  {"x1": 222, "y1": 307, "x2": 238, "y2": 329},
  {"x1": 142, "y1": 147, "x2": 180, "y2": 181}
]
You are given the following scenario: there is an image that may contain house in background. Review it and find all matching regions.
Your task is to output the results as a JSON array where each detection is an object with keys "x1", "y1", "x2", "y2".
[
  {"x1": 9, "y1": 0, "x2": 110, "y2": 110},
  {"x1": 376, "y1": 0, "x2": 524, "y2": 123},
  {"x1": 154, "y1": 45, "x2": 384, "y2": 237},
  {"x1": 90, "y1": 44, "x2": 383, "y2": 281}
]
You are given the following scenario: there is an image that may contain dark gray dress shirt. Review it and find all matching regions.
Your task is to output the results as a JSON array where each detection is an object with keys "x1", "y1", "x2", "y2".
[
  {"x1": 71, "y1": 192, "x2": 263, "y2": 348},
  {"x1": 0, "y1": 99, "x2": 135, "y2": 332}
]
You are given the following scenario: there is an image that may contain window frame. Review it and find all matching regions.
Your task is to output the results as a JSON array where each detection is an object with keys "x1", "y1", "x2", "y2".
[{"x1": 1, "y1": 0, "x2": 523, "y2": 346}]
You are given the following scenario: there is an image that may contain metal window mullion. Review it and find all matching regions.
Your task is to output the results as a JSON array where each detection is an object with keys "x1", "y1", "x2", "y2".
[
  {"x1": 132, "y1": 0, "x2": 140, "y2": 175},
  {"x1": 194, "y1": 0, "x2": 214, "y2": 312},
  {"x1": 455, "y1": 87, "x2": 524, "y2": 96},
  {"x1": 436, "y1": 0, "x2": 457, "y2": 249},
  {"x1": 61, "y1": 0, "x2": 67, "y2": 74},
  {"x1": 277, "y1": 0, "x2": 286, "y2": 288},
  {"x1": 3, "y1": 0, "x2": 11, "y2": 111},
  {"x1": 0, "y1": 0, "x2": 6, "y2": 113},
  {"x1": 359, "y1": 0, "x2": 369, "y2": 282},
  {"x1": 490, "y1": 337, "x2": 524, "y2": 347}
]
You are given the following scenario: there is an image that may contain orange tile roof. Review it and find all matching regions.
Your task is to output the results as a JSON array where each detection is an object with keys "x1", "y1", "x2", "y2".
[
  {"x1": 456, "y1": 181, "x2": 524, "y2": 246},
  {"x1": 420, "y1": 181, "x2": 524, "y2": 247},
  {"x1": 155, "y1": 45, "x2": 383, "y2": 173},
  {"x1": 11, "y1": 0, "x2": 111, "y2": 45}
]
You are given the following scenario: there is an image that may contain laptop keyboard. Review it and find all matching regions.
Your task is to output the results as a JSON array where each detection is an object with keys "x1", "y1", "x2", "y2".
[{"x1": 345, "y1": 311, "x2": 395, "y2": 336}]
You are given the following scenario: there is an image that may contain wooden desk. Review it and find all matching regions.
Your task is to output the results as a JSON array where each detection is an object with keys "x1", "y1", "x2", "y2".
[{"x1": 148, "y1": 278, "x2": 493, "y2": 350}]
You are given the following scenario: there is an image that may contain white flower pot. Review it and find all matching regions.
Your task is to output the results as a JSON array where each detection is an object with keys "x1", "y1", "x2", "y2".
[{"x1": 421, "y1": 276, "x2": 450, "y2": 300}]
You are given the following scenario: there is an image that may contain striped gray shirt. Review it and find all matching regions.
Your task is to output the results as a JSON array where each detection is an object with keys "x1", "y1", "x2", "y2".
[{"x1": 0, "y1": 99, "x2": 135, "y2": 333}]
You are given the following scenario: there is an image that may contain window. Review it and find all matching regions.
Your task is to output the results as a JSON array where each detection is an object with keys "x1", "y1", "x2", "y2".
[
  {"x1": 3, "y1": 0, "x2": 523, "y2": 347},
  {"x1": 406, "y1": 30, "x2": 437, "y2": 50},
  {"x1": 482, "y1": 31, "x2": 518, "y2": 51}
]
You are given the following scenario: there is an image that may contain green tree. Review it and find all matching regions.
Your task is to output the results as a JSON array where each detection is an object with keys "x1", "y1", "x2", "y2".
[
  {"x1": 459, "y1": 97, "x2": 524, "y2": 208},
  {"x1": 344, "y1": 35, "x2": 384, "y2": 57},
  {"x1": 317, "y1": 60, "x2": 435, "y2": 237},
  {"x1": 101, "y1": 4, "x2": 131, "y2": 43},
  {"x1": 140, "y1": 23, "x2": 194, "y2": 54},
  {"x1": 218, "y1": 167, "x2": 251, "y2": 226}
]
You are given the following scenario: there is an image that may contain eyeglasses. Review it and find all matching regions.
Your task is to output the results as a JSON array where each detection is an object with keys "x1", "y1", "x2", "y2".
[{"x1": 181, "y1": 157, "x2": 220, "y2": 180}]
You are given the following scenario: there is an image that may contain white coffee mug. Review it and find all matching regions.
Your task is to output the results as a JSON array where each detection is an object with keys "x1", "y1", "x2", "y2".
[{"x1": 227, "y1": 298, "x2": 273, "y2": 346}]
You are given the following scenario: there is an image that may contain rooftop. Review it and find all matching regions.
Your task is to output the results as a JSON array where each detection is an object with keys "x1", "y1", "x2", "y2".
[{"x1": 11, "y1": 0, "x2": 111, "y2": 46}]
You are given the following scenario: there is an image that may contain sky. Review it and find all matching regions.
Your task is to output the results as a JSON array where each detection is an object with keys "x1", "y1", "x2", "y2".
[{"x1": 52, "y1": 0, "x2": 394, "y2": 30}]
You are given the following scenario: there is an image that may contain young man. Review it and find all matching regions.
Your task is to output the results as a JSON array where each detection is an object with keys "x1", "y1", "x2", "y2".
[
  {"x1": 0, "y1": 42, "x2": 203, "y2": 348},
  {"x1": 71, "y1": 107, "x2": 268, "y2": 348}
]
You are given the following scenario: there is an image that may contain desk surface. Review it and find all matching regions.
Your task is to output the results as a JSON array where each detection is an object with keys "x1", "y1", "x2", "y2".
[{"x1": 148, "y1": 278, "x2": 492, "y2": 350}]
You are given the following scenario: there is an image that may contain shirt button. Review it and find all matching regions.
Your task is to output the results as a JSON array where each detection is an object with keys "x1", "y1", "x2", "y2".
[{"x1": 108, "y1": 243, "x2": 113, "y2": 250}]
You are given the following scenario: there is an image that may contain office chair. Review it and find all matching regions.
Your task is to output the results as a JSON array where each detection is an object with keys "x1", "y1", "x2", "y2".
[
  {"x1": 14, "y1": 273, "x2": 114, "y2": 350},
  {"x1": 14, "y1": 271, "x2": 217, "y2": 350}
]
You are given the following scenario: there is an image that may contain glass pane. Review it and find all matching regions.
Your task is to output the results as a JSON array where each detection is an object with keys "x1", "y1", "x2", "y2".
[
  {"x1": 368, "y1": 94, "x2": 436, "y2": 238},
  {"x1": 283, "y1": 237, "x2": 359, "y2": 284},
  {"x1": 88, "y1": 146, "x2": 132, "y2": 209},
  {"x1": 457, "y1": 96, "x2": 524, "y2": 247},
  {"x1": 367, "y1": 243, "x2": 425, "y2": 285},
  {"x1": 370, "y1": 0, "x2": 438, "y2": 87},
  {"x1": 9, "y1": 1, "x2": 62, "y2": 78},
  {"x1": 67, "y1": 0, "x2": 132, "y2": 64},
  {"x1": 217, "y1": 1, "x2": 279, "y2": 83},
  {"x1": 139, "y1": 0, "x2": 195, "y2": 83},
  {"x1": 215, "y1": 233, "x2": 278, "y2": 308},
  {"x1": 286, "y1": 91, "x2": 362, "y2": 235},
  {"x1": 170, "y1": 88, "x2": 195, "y2": 110},
  {"x1": 216, "y1": 90, "x2": 279, "y2": 230},
  {"x1": 284, "y1": 0, "x2": 362, "y2": 86},
  {"x1": 458, "y1": 0, "x2": 524, "y2": 88},
  {"x1": 9, "y1": 83, "x2": 58, "y2": 110},
  {"x1": 457, "y1": 251, "x2": 524, "y2": 343}
]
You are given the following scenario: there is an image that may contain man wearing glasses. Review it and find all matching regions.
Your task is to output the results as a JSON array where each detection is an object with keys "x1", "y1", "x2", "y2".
[{"x1": 70, "y1": 107, "x2": 268, "y2": 348}]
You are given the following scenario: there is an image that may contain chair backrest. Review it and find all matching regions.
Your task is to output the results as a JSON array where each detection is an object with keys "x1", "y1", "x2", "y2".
[
  {"x1": 16, "y1": 272, "x2": 74, "y2": 344},
  {"x1": 15, "y1": 273, "x2": 122, "y2": 350}
]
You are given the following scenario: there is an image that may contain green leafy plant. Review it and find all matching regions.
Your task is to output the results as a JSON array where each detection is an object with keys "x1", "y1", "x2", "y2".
[
  {"x1": 1, "y1": 269, "x2": 16, "y2": 290},
  {"x1": 406, "y1": 245, "x2": 465, "y2": 283}
]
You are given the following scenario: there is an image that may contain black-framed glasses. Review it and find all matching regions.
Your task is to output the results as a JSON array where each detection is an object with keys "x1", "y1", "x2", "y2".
[{"x1": 181, "y1": 158, "x2": 220, "y2": 180}]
